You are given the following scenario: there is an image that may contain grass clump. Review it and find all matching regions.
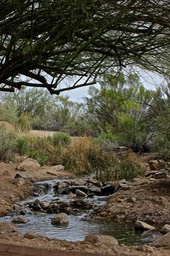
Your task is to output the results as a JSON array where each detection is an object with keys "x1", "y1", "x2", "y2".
[
  {"x1": 0, "y1": 125, "x2": 16, "y2": 161},
  {"x1": 49, "y1": 132, "x2": 71, "y2": 147}
]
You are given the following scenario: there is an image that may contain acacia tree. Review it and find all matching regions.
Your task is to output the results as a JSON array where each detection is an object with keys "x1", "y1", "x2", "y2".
[{"x1": 0, "y1": 0, "x2": 170, "y2": 94}]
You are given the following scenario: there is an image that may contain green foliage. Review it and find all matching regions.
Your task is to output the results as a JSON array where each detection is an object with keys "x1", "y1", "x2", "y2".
[
  {"x1": 15, "y1": 136, "x2": 29, "y2": 156},
  {"x1": 89, "y1": 148, "x2": 142, "y2": 181},
  {"x1": 29, "y1": 150, "x2": 49, "y2": 166},
  {"x1": 0, "y1": 125, "x2": 16, "y2": 161},
  {"x1": 85, "y1": 72, "x2": 152, "y2": 152},
  {"x1": 50, "y1": 132, "x2": 71, "y2": 147}
]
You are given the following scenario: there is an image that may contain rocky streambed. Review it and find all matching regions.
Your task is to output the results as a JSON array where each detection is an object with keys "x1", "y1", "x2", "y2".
[{"x1": 0, "y1": 177, "x2": 164, "y2": 245}]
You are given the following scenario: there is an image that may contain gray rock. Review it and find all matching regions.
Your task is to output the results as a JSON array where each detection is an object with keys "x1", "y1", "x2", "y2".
[
  {"x1": 76, "y1": 189, "x2": 87, "y2": 197},
  {"x1": 56, "y1": 182, "x2": 69, "y2": 194},
  {"x1": 15, "y1": 172, "x2": 33, "y2": 181},
  {"x1": 153, "y1": 232, "x2": 170, "y2": 247},
  {"x1": 16, "y1": 158, "x2": 41, "y2": 172},
  {"x1": 161, "y1": 224, "x2": 170, "y2": 234},
  {"x1": 51, "y1": 165, "x2": 65, "y2": 171},
  {"x1": 135, "y1": 220, "x2": 156, "y2": 230},
  {"x1": 12, "y1": 216, "x2": 29, "y2": 224},
  {"x1": 51, "y1": 213, "x2": 69, "y2": 226},
  {"x1": 87, "y1": 184, "x2": 102, "y2": 195}
]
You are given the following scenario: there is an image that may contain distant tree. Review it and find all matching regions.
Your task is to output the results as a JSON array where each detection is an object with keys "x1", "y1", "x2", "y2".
[
  {"x1": 147, "y1": 83, "x2": 170, "y2": 155},
  {"x1": 0, "y1": 88, "x2": 85, "y2": 132},
  {"x1": 0, "y1": 1, "x2": 170, "y2": 94},
  {"x1": 85, "y1": 72, "x2": 153, "y2": 151}
]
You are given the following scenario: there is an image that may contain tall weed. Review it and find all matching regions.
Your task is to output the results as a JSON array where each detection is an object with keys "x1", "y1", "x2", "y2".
[{"x1": 0, "y1": 125, "x2": 16, "y2": 161}]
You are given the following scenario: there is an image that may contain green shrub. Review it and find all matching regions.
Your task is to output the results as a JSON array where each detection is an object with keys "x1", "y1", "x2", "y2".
[
  {"x1": 50, "y1": 132, "x2": 71, "y2": 147},
  {"x1": 88, "y1": 148, "x2": 142, "y2": 181},
  {"x1": 0, "y1": 125, "x2": 16, "y2": 161},
  {"x1": 29, "y1": 150, "x2": 49, "y2": 165},
  {"x1": 15, "y1": 136, "x2": 29, "y2": 156}
]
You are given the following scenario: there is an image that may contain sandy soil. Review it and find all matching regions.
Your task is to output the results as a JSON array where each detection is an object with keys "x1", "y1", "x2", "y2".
[{"x1": 0, "y1": 159, "x2": 170, "y2": 256}]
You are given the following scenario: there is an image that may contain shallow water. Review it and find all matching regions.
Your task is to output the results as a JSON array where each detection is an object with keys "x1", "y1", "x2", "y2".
[{"x1": 0, "y1": 179, "x2": 161, "y2": 245}]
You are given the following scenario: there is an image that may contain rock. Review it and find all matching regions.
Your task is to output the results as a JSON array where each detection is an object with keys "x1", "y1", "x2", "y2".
[
  {"x1": 51, "y1": 213, "x2": 69, "y2": 226},
  {"x1": 24, "y1": 232, "x2": 41, "y2": 239},
  {"x1": 0, "y1": 222, "x2": 18, "y2": 234},
  {"x1": 154, "y1": 170, "x2": 167, "y2": 179},
  {"x1": 32, "y1": 199, "x2": 42, "y2": 211},
  {"x1": 76, "y1": 189, "x2": 87, "y2": 197},
  {"x1": 145, "y1": 170, "x2": 167, "y2": 179},
  {"x1": 153, "y1": 232, "x2": 170, "y2": 247},
  {"x1": 161, "y1": 224, "x2": 170, "y2": 234},
  {"x1": 47, "y1": 165, "x2": 65, "y2": 175},
  {"x1": 15, "y1": 172, "x2": 33, "y2": 182},
  {"x1": 16, "y1": 158, "x2": 41, "y2": 172},
  {"x1": 87, "y1": 184, "x2": 102, "y2": 195},
  {"x1": 55, "y1": 182, "x2": 69, "y2": 194},
  {"x1": 47, "y1": 170, "x2": 60, "y2": 176},
  {"x1": 40, "y1": 201, "x2": 50, "y2": 210},
  {"x1": 69, "y1": 185, "x2": 88, "y2": 194},
  {"x1": 84, "y1": 235, "x2": 119, "y2": 246},
  {"x1": 13, "y1": 177, "x2": 26, "y2": 186},
  {"x1": 135, "y1": 220, "x2": 156, "y2": 230},
  {"x1": 74, "y1": 179, "x2": 86, "y2": 186},
  {"x1": 148, "y1": 159, "x2": 164, "y2": 171},
  {"x1": 12, "y1": 216, "x2": 29, "y2": 224},
  {"x1": 101, "y1": 184, "x2": 116, "y2": 195},
  {"x1": 51, "y1": 165, "x2": 65, "y2": 171}
]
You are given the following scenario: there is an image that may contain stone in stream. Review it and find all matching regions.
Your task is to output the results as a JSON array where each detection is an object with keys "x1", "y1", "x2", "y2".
[
  {"x1": 76, "y1": 189, "x2": 87, "y2": 197},
  {"x1": 152, "y1": 232, "x2": 170, "y2": 248},
  {"x1": 54, "y1": 181, "x2": 70, "y2": 194},
  {"x1": 51, "y1": 213, "x2": 69, "y2": 225},
  {"x1": 161, "y1": 224, "x2": 170, "y2": 234},
  {"x1": 135, "y1": 220, "x2": 156, "y2": 230},
  {"x1": 12, "y1": 216, "x2": 29, "y2": 224}
]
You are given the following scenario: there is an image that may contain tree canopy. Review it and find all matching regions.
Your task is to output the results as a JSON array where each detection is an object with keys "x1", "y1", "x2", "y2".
[{"x1": 0, "y1": 0, "x2": 170, "y2": 94}]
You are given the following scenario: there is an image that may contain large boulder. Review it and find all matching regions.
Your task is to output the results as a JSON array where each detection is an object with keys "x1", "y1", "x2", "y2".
[
  {"x1": 51, "y1": 213, "x2": 69, "y2": 226},
  {"x1": 16, "y1": 158, "x2": 41, "y2": 172}
]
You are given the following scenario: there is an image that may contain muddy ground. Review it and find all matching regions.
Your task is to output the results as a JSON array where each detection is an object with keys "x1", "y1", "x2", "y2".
[{"x1": 0, "y1": 159, "x2": 170, "y2": 256}]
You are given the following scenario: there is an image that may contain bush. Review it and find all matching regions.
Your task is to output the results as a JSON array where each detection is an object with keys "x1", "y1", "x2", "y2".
[
  {"x1": 15, "y1": 136, "x2": 29, "y2": 156},
  {"x1": 0, "y1": 125, "x2": 16, "y2": 161},
  {"x1": 49, "y1": 132, "x2": 71, "y2": 147},
  {"x1": 61, "y1": 136, "x2": 94, "y2": 174},
  {"x1": 89, "y1": 148, "x2": 143, "y2": 181}
]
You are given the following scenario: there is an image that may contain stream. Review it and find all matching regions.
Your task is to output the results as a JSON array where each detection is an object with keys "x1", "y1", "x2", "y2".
[{"x1": 0, "y1": 178, "x2": 161, "y2": 245}]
